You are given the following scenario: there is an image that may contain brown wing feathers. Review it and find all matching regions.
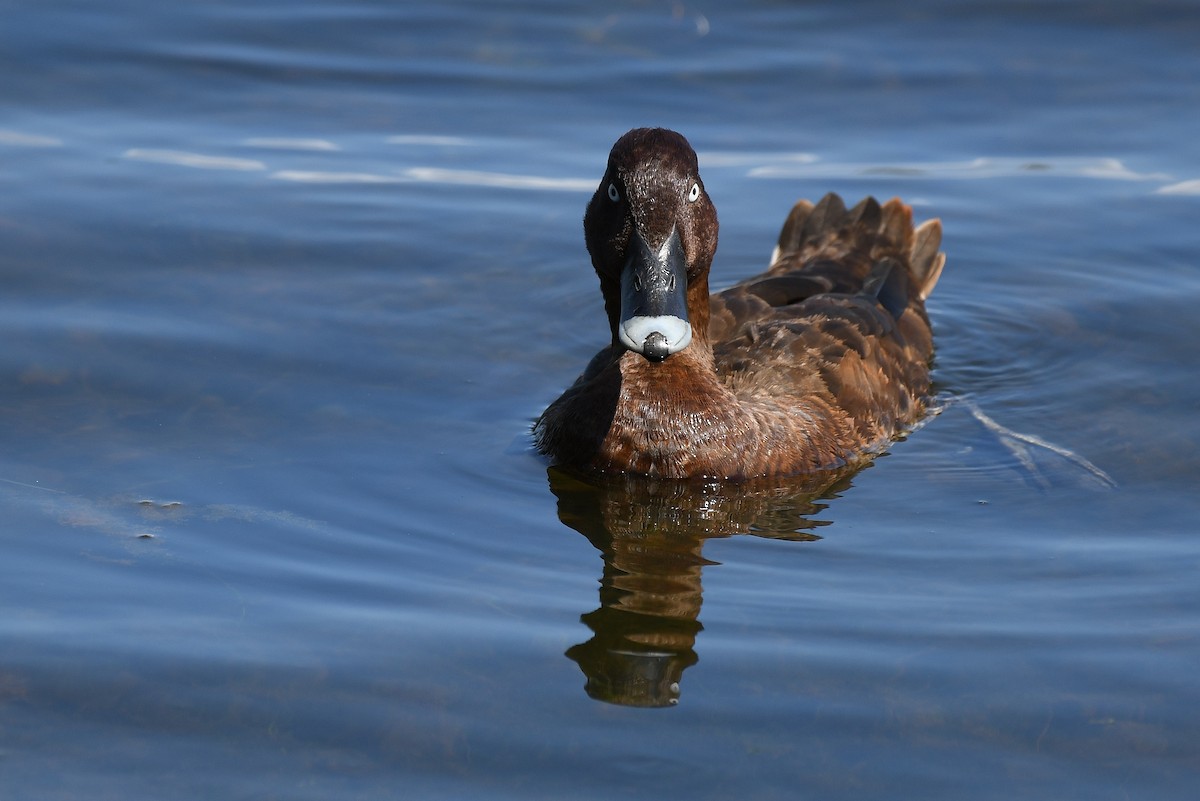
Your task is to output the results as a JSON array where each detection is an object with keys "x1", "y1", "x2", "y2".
[{"x1": 713, "y1": 193, "x2": 942, "y2": 451}]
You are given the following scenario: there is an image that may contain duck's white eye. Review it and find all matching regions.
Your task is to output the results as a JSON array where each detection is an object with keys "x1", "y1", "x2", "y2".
[
  {"x1": 687, "y1": 182, "x2": 701, "y2": 202},
  {"x1": 608, "y1": 183, "x2": 620, "y2": 202}
]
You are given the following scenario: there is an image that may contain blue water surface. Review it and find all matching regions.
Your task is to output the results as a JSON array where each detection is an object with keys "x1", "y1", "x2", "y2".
[{"x1": 2, "y1": 1, "x2": 1199, "y2": 799}]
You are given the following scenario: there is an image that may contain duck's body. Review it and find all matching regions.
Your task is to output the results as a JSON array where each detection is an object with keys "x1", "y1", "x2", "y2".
[{"x1": 535, "y1": 128, "x2": 945, "y2": 480}]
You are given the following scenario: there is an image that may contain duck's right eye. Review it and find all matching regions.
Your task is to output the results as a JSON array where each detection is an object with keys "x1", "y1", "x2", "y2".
[{"x1": 607, "y1": 183, "x2": 620, "y2": 202}]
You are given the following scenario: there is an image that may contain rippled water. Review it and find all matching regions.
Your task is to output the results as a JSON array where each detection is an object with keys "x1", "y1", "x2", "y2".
[{"x1": 3, "y1": 1, "x2": 1199, "y2": 799}]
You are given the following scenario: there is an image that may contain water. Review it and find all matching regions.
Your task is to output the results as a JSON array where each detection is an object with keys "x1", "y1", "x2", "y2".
[{"x1": 3, "y1": 1, "x2": 1199, "y2": 798}]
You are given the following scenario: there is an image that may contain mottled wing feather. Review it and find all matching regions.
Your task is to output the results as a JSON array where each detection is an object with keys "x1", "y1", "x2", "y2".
[
  {"x1": 910, "y1": 219, "x2": 945, "y2": 299},
  {"x1": 860, "y1": 257, "x2": 910, "y2": 320},
  {"x1": 770, "y1": 198, "x2": 814, "y2": 265},
  {"x1": 707, "y1": 193, "x2": 940, "y2": 453},
  {"x1": 799, "y1": 192, "x2": 847, "y2": 243},
  {"x1": 846, "y1": 195, "x2": 882, "y2": 230}
]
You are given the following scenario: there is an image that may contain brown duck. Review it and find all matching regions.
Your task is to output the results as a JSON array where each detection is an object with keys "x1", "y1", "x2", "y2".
[{"x1": 535, "y1": 128, "x2": 945, "y2": 480}]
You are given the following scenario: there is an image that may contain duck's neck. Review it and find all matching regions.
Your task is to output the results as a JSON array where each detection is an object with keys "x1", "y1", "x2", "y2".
[{"x1": 600, "y1": 339, "x2": 742, "y2": 477}]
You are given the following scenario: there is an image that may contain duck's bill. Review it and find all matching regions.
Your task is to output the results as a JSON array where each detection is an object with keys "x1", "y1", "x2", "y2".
[{"x1": 618, "y1": 227, "x2": 693, "y2": 362}]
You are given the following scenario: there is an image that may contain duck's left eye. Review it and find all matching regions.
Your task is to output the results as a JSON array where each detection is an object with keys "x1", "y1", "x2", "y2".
[
  {"x1": 608, "y1": 183, "x2": 620, "y2": 202},
  {"x1": 687, "y1": 183, "x2": 701, "y2": 202}
]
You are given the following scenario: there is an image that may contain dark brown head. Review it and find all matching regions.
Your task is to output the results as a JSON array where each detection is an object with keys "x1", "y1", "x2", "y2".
[{"x1": 584, "y1": 128, "x2": 719, "y2": 362}]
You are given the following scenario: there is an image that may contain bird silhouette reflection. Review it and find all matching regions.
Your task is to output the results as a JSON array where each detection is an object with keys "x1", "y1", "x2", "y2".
[{"x1": 549, "y1": 466, "x2": 856, "y2": 707}]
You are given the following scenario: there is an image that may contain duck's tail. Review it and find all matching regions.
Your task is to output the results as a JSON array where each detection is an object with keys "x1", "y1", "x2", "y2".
[{"x1": 770, "y1": 193, "x2": 945, "y2": 300}]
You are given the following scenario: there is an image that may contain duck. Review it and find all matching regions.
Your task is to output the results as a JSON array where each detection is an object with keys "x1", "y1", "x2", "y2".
[{"x1": 534, "y1": 127, "x2": 945, "y2": 480}]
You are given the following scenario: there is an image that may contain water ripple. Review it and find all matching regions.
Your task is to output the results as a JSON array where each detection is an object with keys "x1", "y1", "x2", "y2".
[
  {"x1": 122, "y1": 148, "x2": 267, "y2": 171},
  {"x1": 0, "y1": 129, "x2": 63, "y2": 147},
  {"x1": 749, "y1": 156, "x2": 1170, "y2": 182}
]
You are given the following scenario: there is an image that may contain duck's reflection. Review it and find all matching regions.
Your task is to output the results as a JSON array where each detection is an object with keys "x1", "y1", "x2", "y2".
[{"x1": 549, "y1": 467, "x2": 854, "y2": 707}]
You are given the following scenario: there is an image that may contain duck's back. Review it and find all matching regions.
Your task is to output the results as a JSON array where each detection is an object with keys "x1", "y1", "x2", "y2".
[{"x1": 708, "y1": 193, "x2": 944, "y2": 453}]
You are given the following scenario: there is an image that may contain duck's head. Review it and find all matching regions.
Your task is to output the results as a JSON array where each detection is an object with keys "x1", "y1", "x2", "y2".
[{"x1": 584, "y1": 128, "x2": 719, "y2": 362}]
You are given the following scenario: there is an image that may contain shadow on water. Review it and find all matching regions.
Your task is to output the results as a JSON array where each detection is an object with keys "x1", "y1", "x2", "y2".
[{"x1": 547, "y1": 465, "x2": 858, "y2": 708}]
